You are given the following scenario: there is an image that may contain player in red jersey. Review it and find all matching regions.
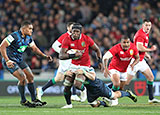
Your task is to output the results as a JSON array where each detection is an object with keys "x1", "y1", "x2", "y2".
[
  {"x1": 102, "y1": 36, "x2": 139, "y2": 106},
  {"x1": 103, "y1": 36, "x2": 139, "y2": 91},
  {"x1": 36, "y1": 22, "x2": 86, "y2": 102},
  {"x1": 59, "y1": 23, "x2": 103, "y2": 108},
  {"x1": 126, "y1": 19, "x2": 160, "y2": 103}
]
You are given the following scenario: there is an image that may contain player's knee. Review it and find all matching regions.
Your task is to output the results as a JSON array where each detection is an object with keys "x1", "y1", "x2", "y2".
[
  {"x1": 19, "y1": 77, "x2": 26, "y2": 85},
  {"x1": 74, "y1": 74, "x2": 85, "y2": 90},
  {"x1": 63, "y1": 75, "x2": 74, "y2": 86}
]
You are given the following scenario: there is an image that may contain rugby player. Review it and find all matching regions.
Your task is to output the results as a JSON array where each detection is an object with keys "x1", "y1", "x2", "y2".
[{"x1": 0, "y1": 20, "x2": 52, "y2": 107}]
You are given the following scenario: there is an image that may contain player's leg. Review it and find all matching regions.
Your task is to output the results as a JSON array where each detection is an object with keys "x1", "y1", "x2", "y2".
[
  {"x1": 74, "y1": 73, "x2": 87, "y2": 102},
  {"x1": 36, "y1": 72, "x2": 64, "y2": 100},
  {"x1": 71, "y1": 86, "x2": 81, "y2": 101},
  {"x1": 2, "y1": 59, "x2": 35, "y2": 107},
  {"x1": 110, "y1": 71, "x2": 120, "y2": 91},
  {"x1": 23, "y1": 67, "x2": 46, "y2": 106},
  {"x1": 142, "y1": 68, "x2": 160, "y2": 103},
  {"x1": 125, "y1": 73, "x2": 134, "y2": 85},
  {"x1": 62, "y1": 71, "x2": 75, "y2": 108}
]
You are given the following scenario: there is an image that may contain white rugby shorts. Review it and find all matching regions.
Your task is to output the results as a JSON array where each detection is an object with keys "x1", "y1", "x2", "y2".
[
  {"x1": 127, "y1": 59, "x2": 150, "y2": 76},
  {"x1": 57, "y1": 59, "x2": 72, "y2": 73},
  {"x1": 109, "y1": 69, "x2": 127, "y2": 81}
]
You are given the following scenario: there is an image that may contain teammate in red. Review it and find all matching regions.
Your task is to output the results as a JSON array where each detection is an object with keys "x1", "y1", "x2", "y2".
[
  {"x1": 127, "y1": 19, "x2": 160, "y2": 103},
  {"x1": 59, "y1": 23, "x2": 102, "y2": 108},
  {"x1": 103, "y1": 36, "x2": 139, "y2": 91}
]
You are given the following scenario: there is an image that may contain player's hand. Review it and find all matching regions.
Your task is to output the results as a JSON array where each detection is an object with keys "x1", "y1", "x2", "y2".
[
  {"x1": 150, "y1": 45, "x2": 157, "y2": 51},
  {"x1": 98, "y1": 62, "x2": 103, "y2": 71},
  {"x1": 75, "y1": 51, "x2": 83, "y2": 58},
  {"x1": 130, "y1": 64, "x2": 134, "y2": 71},
  {"x1": 103, "y1": 68, "x2": 111, "y2": 78},
  {"x1": 45, "y1": 55, "x2": 53, "y2": 62},
  {"x1": 145, "y1": 53, "x2": 151, "y2": 60},
  {"x1": 64, "y1": 70, "x2": 73, "y2": 76},
  {"x1": 6, "y1": 60, "x2": 15, "y2": 68},
  {"x1": 75, "y1": 69, "x2": 84, "y2": 75}
]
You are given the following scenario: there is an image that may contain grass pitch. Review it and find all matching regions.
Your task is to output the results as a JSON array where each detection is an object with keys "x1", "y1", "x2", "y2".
[{"x1": 0, "y1": 96, "x2": 160, "y2": 115}]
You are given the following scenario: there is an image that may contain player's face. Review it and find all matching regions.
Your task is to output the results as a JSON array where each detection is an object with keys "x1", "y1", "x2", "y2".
[
  {"x1": 142, "y1": 22, "x2": 152, "y2": 34},
  {"x1": 67, "y1": 24, "x2": 73, "y2": 33},
  {"x1": 121, "y1": 39, "x2": 130, "y2": 51},
  {"x1": 23, "y1": 24, "x2": 33, "y2": 36},
  {"x1": 71, "y1": 29, "x2": 81, "y2": 40}
]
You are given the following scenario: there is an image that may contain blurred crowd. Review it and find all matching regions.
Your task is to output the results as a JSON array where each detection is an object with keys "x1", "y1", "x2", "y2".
[{"x1": 0, "y1": 0, "x2": 160, "y2": 79}]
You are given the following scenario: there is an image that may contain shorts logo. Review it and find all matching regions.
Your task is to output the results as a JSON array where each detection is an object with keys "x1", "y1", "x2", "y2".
[
  {"x1": 81, "y1": 41, "x2": 86, "y2": 47},
  {"x1": 130, "y1": 49, "x2": 134, "y2": 55},
  {"x1": 134, "y1": 81, "x2": 146, "y2": 96}
]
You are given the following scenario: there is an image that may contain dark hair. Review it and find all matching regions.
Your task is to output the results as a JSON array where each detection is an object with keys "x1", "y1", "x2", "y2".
[
  {"x1": 121, "y1": 35, "x2": 130, "y2": 40},
  {"x1": 66, "y1": 22, "x2": 75, "y2": 28},
  {"x1": 72, "y1": 23, "x2": 82, "y2": 32},
  {"x1": 143, "y1": 19, "x2": 151, "y2": 23},
  {"x1": 21, "y1": 20, "x2": 32, "y2": 27}
]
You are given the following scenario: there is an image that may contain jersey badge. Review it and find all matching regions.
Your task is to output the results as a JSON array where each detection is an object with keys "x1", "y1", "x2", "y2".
[
  {"x1": 71, "y1": 43, "x2": 75, "y2": 47},
  {"x1": 130, "y1": 49, "x2": 134, "y2": 56},
  {"x1": 81, "y1": 41, "x2": 86, "y2": 47}
]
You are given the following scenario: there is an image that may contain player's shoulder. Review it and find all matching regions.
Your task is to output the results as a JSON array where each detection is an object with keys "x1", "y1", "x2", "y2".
[{"x1": 135, "y1": 28, "x2": 145, "y2": 37}]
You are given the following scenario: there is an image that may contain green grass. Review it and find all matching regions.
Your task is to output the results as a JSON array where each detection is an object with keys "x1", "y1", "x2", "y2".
[{"x1": 0, "y1": 96, "x2": 160, "y2": 115}]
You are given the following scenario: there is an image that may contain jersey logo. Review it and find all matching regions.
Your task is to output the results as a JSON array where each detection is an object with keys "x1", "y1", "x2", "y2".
[
  {"x1": 17, "y1": 45, "x2": 28, "y2": 53},
  {"x1": 81, "y1": 41, "x2": 86, "y2": 47},
  {"x1": 120, "y1": 51, "x2": 124, "y2": 54},
  {"x1": 130, "y1": 49, "x2": 134, "y2": 55},
  {"x1": 146, "y1": 36, "x2": 148, "y2": 39},
  {"x1": 145, "y1": 43, "x2": 148, "y2": 47},
  {"x1": 71, "y1": 43, "x2": 75, "y2": 46}
]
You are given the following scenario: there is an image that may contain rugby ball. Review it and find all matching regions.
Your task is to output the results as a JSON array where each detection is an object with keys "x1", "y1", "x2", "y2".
[
  {"x1": 67, "y1": 49, "x2": 78, "y2": 54},
  {"x1": 67, "y1": 49, "x2": 80, "y2": 60}
]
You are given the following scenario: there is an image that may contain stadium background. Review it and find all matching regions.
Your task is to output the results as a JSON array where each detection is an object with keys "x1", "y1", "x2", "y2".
[{"x1": 0, "y1": 0, "x2": 160, "y2": 96}]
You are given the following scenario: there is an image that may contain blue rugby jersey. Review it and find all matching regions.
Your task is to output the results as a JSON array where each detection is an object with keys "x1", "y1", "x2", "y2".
[{"x1": 5, "y1": 30, "x2": 33, "y2": 63}]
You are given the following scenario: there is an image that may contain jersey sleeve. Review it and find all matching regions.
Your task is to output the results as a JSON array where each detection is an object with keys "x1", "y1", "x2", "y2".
[
  {"x1": 133, "y1": 45, "x2": 138, "y2": 55},
  {"x1": 5, "y1": 35, "x2": 15, "y2": 45},
  {"x1": 57, "y1": 34, "x2": 66, "y2": 44},
  {"x1": 108, "y1": 44, "x2": 119, "y2": 56},
  {"x1": 61, "y1": 37, "x2": 69, "y2": 49},
  {"x1": 87, "y1": 36, "x2": 94, "y2": 46},
  {"x1": 135, "y1": 35, "x2": 144, "y2": 43}
]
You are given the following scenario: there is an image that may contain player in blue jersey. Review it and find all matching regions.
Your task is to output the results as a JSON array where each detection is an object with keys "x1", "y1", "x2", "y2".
[
  {"x1": 0, "y1": 20, "x2": 53, "y2": 107},
  {"x1": 62, "y1": 69, "x2": 137, "y2": 108}
]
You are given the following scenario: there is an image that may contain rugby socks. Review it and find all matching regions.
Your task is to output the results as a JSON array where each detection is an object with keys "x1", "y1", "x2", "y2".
[
  {"x1": 80, "y1": 84, "x2": 85, "y2": 91},
  {"x1": 42, "y1": 78, "x2": 56, "y2": 91},
  {"x1": 18, "y1": 85, "x2": 26, "y2": 102},
  {"x1": 64, "y1": 91, "x2": 72, "y2": 105},
  {"x1": 120, "y1": 91, "x2": 130, "y2": 97},
  {"x1": 72, "y1": 86, "x2": 77, "y2": 95},
  {"x1": 27, "y1": 83, "x2": 36, "y2": 101},
  {"x1": 100, "y1": 101, "x2": 107, "y2": 107},
  {"x1": 112, "y1": 85, "x2": 120, "y2": 92},
  {"x1": 147, "y1": 81, "x2": 154, "y2": 100}
]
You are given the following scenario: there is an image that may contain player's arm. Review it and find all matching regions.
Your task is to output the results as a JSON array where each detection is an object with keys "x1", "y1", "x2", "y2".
[
  {"x1": 52, "y1": 40, "x2": 61, "y2": 53},
  {"x1": 0, "y1": 39, "x2": 10, "y2": 62},
  {"x1": 130, "y1": 54, "x2": 140, "y2": 70},
  {"x1": 0, "y1": 35, "x2": 15, "y2": 68},
  {"x1": 75, "y1": 69, "x2": 96, "y2": 81},
  {"x1": 102, "y1": 51, "x2": 113, "y2": 77},
  {"x1": 29, "y1": 42, "x2": 53, "y2": 61},
  {"x1": 90, "y1": 43, "x2": 103, "y2": 69},
  {"x1": 137, "y1": 42, "x2": 156, "y2": 52},
  {"x1": 59, "y1": 47, "x2": 82, "y2": 60}
]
